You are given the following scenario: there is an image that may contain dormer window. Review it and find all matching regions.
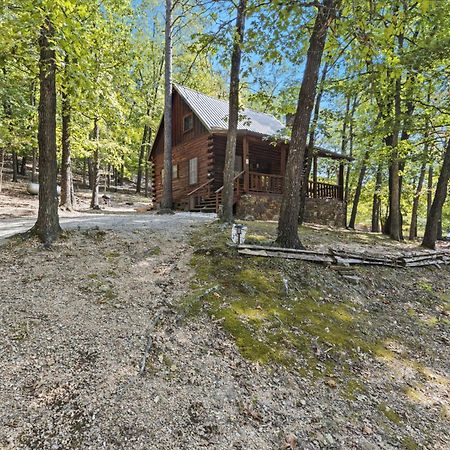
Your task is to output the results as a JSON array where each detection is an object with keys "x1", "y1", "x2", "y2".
[{"x1": 183, "y1": 113, "x2": 193, "y2": 132}]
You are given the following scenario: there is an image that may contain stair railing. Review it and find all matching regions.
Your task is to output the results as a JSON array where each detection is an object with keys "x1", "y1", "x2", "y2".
[
  {"x1": 215, "y1": 170, "x2": 245, "y2": 213},
  {"x1": 187, "y1": 178, "x2": 214, "y2": 210}
]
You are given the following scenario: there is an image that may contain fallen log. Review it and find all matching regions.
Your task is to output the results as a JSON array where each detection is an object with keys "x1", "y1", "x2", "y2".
[
  {"x1": 238, "y1": 248, "x2": 335, "y2": 264},
  {"x1": 238, "y1": 244, "x2": 450, "y2": 268}
]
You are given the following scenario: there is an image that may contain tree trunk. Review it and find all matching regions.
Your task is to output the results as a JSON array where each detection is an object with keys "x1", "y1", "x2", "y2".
[
  {"x1": 408, "y1": 161, "x2": 426, "y2": 240},
  {"x1": 160, "y1": 0, "x2": 174, "y2": 212},
  {"x1": 136, "y1": 122, "x2": 149, "y2": 194},
  {"x1": 221, "y1": 0, "x2": 247, "y2": 223},
  {"x1": 20, "y1": 156, "x2": 27, "y2": 176},
  {"x1": 60, "y1": 58, "x2": 74, "y2": 210},
  {"x1": 277, "y1": 0, "x2": 336, "y2": 248},
  {"x1": 82, "y1": 158, "x2": 87, "y2": 186},
  {"x1": 371, "y1": 163, "x2": 383, "y2": 232},
  {"x1": 427, "y1": 164, "x2": 433, "y2": 219},
  {"x1": 388, "y1": 76, "x2": 402, "y2": 241},
  {"x1": 90, "y1": 118, "x2": 100, "y2": 209},
  {"x1": 145, "y1": 127, "x2": 153, "y2": 197},
  {"x1": 29, "y1": 18, "x2": 61, "y2": 244},
  {"x1": 12, "y1": 151, "x2": 18, "y2": 182},
  {"x1": 348, "y1": 150, "x2": 369, "y2": 229},
  {"x1": 422, "y1": 139, "x2": 450, "y2": 249},
  {"x1": 299, "y1": 61, "x2": 329, "y2": 225}
]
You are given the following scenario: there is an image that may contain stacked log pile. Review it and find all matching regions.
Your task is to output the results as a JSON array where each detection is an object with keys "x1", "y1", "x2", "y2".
[{"x1": 237, "y1": 244, "x2": 450, "y2": 268}]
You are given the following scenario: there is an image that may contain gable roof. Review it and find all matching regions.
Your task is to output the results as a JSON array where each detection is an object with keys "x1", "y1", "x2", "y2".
[{"x1": 174, "y1": 84, "x2": 284, "y2": 136}]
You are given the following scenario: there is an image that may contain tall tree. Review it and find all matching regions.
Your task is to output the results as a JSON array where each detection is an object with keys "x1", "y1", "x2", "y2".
[
  {"x1": 277, "y1": 0, "x2": 338, "y2": 248},
  {"x1": 29, "y1": 18, "x2": 61, "y2": 244},
  {"x1": 60, "y1": 55, "x2": 74, "y2": 210},
  {"x1": 422, "y1": 139, "x2": 450, "y2": 249},
  {"x1": 90, "y1": 118, "x2": 100, "y2": 209},
  {"x1": 160, "y1": 0, "x2": 174, "y2": 213},
  {"x1": 221, "y1": 0, "x2": 247, "y2": 223},
  {"x1": 299, "y1": 61, "x2": 329, "y2": 225}
]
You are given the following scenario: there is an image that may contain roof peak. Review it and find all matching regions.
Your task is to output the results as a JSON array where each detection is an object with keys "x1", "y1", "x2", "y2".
[
  {"x1": 173, "y1": 83, "x2": 282, "y2": 121},
  {"x1": 172, "y1": 83, "x2": 284, "y2": 137}
]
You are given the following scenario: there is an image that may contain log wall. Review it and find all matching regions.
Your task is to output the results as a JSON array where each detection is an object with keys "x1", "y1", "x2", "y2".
[{"x1": 152, "y1": 133, "x2": 213, "y2": 206}]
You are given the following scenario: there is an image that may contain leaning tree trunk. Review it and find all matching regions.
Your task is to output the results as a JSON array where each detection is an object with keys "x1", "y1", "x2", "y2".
[
  {"x1": 90, "y1": 118, "x2": 100, "y2": 209},
  {"x1": 408, "y1": 161, "x2": 426, "y2": 240},
  {"x1": 29, "y1": 18, "x2": 61, "y2": 244},
  {"x1": 160, "y1": 0, "x2": 174, "y2": 212},
  {"x1": 371, "y1": 163, "x2": 383, "y2": 232},
  {"x1": 344, "y1": 96, "x2": 358, "y2": 226},
  {"x1": 348, "y1": 150, "x2": 369, "y2": 229},
  {"x1": 60, "y1": 58, "x2": 74, "y2": 210},
  {"x1": 277, "y1": 0, "x2": 337, "y2": 248},
  {"x1": 422, "y1": 139, "x2": 450, "y2": 249},
  {"x1": 299, "y1": 61, "x2": 329, "y2": 225},
  {"x1": 221, "y1": 0, "x2": 247, "y2": 223}
]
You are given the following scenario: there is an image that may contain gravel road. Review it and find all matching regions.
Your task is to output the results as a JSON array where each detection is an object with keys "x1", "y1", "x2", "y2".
[{"x1": 0, "y1": 212, "x2": 215, "y2": 243}]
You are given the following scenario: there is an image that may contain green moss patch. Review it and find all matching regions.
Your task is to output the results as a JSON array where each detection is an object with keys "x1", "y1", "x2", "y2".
[{"x1": 185, "y1": 223, "x2": 379, "y2": 378}]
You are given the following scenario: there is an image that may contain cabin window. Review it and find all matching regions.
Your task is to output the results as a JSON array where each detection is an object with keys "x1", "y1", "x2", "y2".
[
  {"x1": 172, "y1": 164, "x2": 179, "y2": 179},
  {"x1": 183, "y1": 113, "x2": 193, "y2": 132},
  {"x1": 189, "y1": 157, "x2": 198, "y2": 185}
]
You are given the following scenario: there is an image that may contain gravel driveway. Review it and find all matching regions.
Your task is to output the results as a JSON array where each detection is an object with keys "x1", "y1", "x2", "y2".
[{"x1": 0, "y1": 212, "x2": 215, "y2": 243}]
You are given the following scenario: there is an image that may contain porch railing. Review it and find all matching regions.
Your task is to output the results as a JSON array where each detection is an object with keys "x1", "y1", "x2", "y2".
[
  {"x1": 247, "y1": 172, "x2": 340, "y2": 199},
  {"x1": 307, "y1": 180, "x2": 340, "y2": 199},
  {"x1": 186, "y1": 171, "x2": 341, "y2": 211},
  {"x1": 249, "y1": 172, "x2": 284, "y2": 194}
]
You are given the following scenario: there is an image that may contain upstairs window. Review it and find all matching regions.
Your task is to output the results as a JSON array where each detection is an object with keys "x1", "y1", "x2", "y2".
[
  {"x1": 183, "y1": 113, "x2": 193, "y2": 133},
  {"x1": 189, "y1": 157, "x2": 198, "y2": 185}
]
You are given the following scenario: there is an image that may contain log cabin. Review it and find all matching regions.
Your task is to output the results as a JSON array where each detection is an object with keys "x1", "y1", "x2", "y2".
[{"x1": 149, "y1": 84, "x2": 352, "y2": 226}]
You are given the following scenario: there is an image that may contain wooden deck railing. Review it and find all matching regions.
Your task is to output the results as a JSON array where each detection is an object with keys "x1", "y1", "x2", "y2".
[
  {"x1": 307, "y1": 180, "x2": 339, "y2": 199},
  {"x1": 247, "y1": 172, "x2": 340, "y2": 199},
  {"x1": 249, "y1": 172, "x2": 284, "y2": 194}
]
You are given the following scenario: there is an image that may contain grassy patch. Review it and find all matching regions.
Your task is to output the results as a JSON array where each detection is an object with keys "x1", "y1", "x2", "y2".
[{"x1": 184, "y1": 222, "x2": 378, "y2": 377}]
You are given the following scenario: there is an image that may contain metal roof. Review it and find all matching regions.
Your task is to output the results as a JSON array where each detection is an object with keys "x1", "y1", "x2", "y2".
[{"x1": 174, "y1": 84, "x2": 284, "y2": 136}]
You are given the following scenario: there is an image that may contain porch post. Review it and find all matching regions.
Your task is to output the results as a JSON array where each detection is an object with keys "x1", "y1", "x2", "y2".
[
  {"x1": 313, "y1": 155, "x2": 318, "y2": 198},
  {"x1": 338, "y1": 162, "x2": 345, "y2": 200},
  {"x1": 243, "y1": 135, "x2": 249, "y2": 192}
]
